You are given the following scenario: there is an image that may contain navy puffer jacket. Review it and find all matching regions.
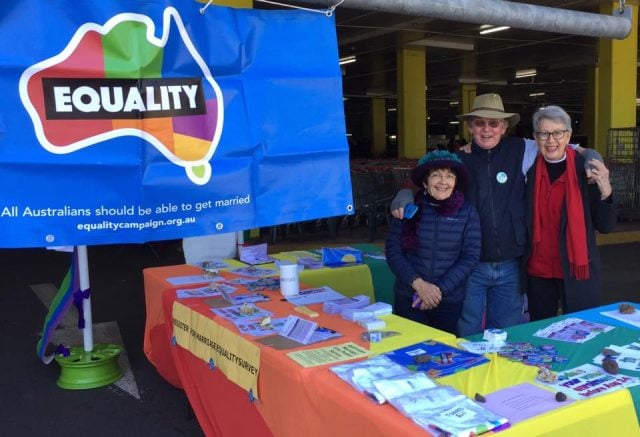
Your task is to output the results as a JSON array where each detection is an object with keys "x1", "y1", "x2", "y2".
[{"x1": 385, "y1": 194, "x2": 481, "y2": 304}]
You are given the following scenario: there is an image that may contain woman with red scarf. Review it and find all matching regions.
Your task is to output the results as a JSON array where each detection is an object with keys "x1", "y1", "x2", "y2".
[{"x1": 524, "y1": 105, "x2": 616, "y2": 321}]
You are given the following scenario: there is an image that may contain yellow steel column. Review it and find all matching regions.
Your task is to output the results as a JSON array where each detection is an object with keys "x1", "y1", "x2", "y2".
[
  {"x1": 371, "y1": 97, "x2": 387, "y2": 157},
  {"x1": 585, "y1": 68, "x2": 598, "y2": 149},
  {"x1": 396, "y1": 42, "x2": 427, "y2": 159},
  {"x1": 458, "y1": 54, "x2": 477, "y2": 142},
  {"x1": 459, "y1": 84, "x2": 476, "y2": 142},
  {"x1": 595, "y1": 1, "x2": 638, "y2": 155}
]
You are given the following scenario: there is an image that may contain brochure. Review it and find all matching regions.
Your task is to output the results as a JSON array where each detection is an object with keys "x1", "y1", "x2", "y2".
[
  {"x1": 592, "y1": 343, "x2": 640, "y2": 372},
  {"x1": 533, "y1": 317, "x2": 613, "y2": 343},
  {"x1": 280, "y1": 315, "x2": 318, "y2": 345},
  {"x1": 176, "y1": 285, "x2": 222, "y2": 299},
  {"x1": 388, "y1": 385, "x2": 509, "y2": 437},
  {"x1": 385, "y1": 340, "x2": 489, "y2": 378},
  {"x1": 235, "y1": 317, "x2": 341, "y2": 343},
  {"x1": 483, "y1": 383, "x2": 574, "y2": 425},
  {"x1": 239, "y1": 243, "x2": 276, "y2": 265},
  {"x1": 284, "y1": 286, "x2": 346, "y2": 306},
  {"x1": 540, "y1": 363, "x2": 640, "y2": 399},
  {"x1": 211, "y1": 303, "x2": 273, "y2": 323},
  {"x1": 297, "y1": 257, "x2": 324, "y2": 270},
  {"x1": 228, "y1": 266, "x2": 277, "y2": 278},
  {"x1": 601, "y1": 308, "x2": 640, "y2": 329}
]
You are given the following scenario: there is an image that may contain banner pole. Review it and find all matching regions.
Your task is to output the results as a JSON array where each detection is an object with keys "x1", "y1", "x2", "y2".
[
  {"x1": 77, "y1": 245, "x2": 93, "y2": 352},
  {"x1": 55, "y1": 246, "x2": 121, "y2": 389}
]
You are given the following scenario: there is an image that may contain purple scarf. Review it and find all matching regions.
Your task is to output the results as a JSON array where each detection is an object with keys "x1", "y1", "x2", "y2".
[{"x1": 402, "y1": 190, "x2": 465, "y2": 250}]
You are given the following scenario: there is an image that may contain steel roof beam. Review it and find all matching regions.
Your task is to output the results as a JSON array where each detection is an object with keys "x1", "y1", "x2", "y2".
[{"x1": 294, "y1": 0, "x2": 632, "y2": 39}]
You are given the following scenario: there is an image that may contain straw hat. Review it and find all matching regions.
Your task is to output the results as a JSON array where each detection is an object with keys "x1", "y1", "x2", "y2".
[{"x1": 456, "y1": 93, "x2": 520, "y2": 127}]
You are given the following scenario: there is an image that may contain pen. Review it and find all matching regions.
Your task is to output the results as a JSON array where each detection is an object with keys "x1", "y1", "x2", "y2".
[{"x1": 412, "y1": 293, "x2": 421, "y2": 308}]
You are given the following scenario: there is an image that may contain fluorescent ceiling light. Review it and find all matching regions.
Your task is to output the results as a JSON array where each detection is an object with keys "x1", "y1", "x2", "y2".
[
  {"x1": 409, "y1": 37, "x2": 474, "y2": 51},
  {"x1": 339, "y1": 55, "x2": 356, "y2": 65},
  {"x1": 365, "y1": 90, "x2": 390, "y2": 97},
  {"x1": 389, "y1": 134, "x2": 397, "y2": 139},
  {"x1": 529, "y1": 92, "x2": 546, "y2": 97},
  {"x1": 515, "y1": 68, "x2": 537, "y2": 79},
  {"x1": 450, "y1": 121, "x2": 460, "y2": 125},
  {"x1": 387, "y1": 107, "x2": 397, "y2": 112},
  {"x1": 636, "y1": 98, "x2": 640, "y2": 106},
  {"x1": 458, "y1": 76, "x2": 508, "y2": 86},
  {"x1": 479, "y1": 25, "x2": 511, "y2": 35},
  {"x1": 449, "y1": 101, "x2": 459, "y2": 107}
]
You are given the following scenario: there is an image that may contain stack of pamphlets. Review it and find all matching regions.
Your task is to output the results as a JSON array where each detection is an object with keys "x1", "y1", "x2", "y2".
[
  {"x1": 329, "y1": 354, "x2": 508, "y2": 436},
  {"x1": 380, "y1": 384, "x2": 509, "y2": 436},
  {"x1": 330, "y1": 355, "x2": 420, "y2": 404},
  {"x1": 385, "y1": 340, "x2": 489, "y2": 378},
  {"x1": 341, "y1": 302, "x2": 392, "y2": 321},
  {"x1": 323, "y1": 294, "x2": 371, "y2": 314}
]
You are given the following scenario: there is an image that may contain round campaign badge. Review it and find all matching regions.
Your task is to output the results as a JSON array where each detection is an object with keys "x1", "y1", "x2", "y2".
[{"x1": 496, "y1": 171, "x2": 508, "y2": 184}]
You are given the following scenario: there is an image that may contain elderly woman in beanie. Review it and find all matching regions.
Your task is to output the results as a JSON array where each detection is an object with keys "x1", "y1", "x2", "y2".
[
  {"x1": 385, "y1": 150, "x2": 481, "y2": 335},
  {"x1": 524, "y1": 105, "x2": 615, "y2": 320}
]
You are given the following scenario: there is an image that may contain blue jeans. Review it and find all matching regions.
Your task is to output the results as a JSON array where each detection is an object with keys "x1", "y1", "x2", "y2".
[{"x1": 457, "y1": 259, "x2": 524, "y2": 337}]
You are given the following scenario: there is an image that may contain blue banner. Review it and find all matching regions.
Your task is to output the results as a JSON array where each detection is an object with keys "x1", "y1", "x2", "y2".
[{"x1": 0, "y1": 0, "x2": 352, "y2": 248}]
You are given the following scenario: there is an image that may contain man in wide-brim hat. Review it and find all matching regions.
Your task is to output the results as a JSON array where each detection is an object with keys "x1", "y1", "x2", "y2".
[
  {"x1": 456, "y1": 93, "x2": 520, "y2": 150},
  {"x1": 444, "y1": 93, "x2": 530, "y2": 336}
]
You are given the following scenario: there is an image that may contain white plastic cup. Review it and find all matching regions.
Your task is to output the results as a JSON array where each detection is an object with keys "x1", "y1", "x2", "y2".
[{"x1": 279, "y1": 263, "x2": 300, "y2": 297}]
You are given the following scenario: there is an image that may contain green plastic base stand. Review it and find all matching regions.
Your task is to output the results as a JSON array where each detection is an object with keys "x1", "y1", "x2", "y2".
[{"x1": 55, "y1": 343, "x2": 122, "y2": 390}]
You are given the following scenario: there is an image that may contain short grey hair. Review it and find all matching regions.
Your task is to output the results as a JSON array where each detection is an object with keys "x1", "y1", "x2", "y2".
[{"x1": 532, "y1": 105, "x2": 572, "y2": 134}]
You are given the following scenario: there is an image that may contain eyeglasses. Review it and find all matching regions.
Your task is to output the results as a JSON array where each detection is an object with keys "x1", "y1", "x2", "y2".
[
  {"x1": 471, "y1": 119, "x2": 503, "y2": 128},
  {"x1": 535, "y1": 130, "x2": 569, "y2": 141}
]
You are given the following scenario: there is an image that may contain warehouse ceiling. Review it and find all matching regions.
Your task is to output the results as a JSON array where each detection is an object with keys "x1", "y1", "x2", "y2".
[{"x1": 256, "y1": 0, "x2": 637, "y2": 147}]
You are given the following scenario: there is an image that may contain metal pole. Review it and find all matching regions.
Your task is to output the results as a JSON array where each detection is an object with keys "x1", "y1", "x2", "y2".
[
  {"x1": 77, "y1": 245, "x2": 94, "y2": 352},
  {"x1": 294, "y1": 0, "x2": 632, "y2": 39}
]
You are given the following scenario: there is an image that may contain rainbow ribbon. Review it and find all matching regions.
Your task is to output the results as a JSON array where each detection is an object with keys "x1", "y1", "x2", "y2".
[{"x1": 36, "y1": 248, "x2": 80, "y2": 364}]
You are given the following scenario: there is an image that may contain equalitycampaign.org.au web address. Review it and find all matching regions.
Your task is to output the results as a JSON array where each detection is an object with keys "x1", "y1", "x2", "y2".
[{"x1": 76, "y1": 216, "x2": 196, "y2": 232}]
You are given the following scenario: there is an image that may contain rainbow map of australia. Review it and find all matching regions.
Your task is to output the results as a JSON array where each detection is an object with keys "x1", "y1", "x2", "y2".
[{"x1": 20, "y1": 7, "x2": 224, "y2": 185}]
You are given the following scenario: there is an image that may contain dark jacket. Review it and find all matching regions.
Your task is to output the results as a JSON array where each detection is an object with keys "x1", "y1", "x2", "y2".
[
  {"x1": 385, "y1": 195, "x2": 481, "y2": 304},
  {"x1": 523, "y1": 152, "x2": 616, "y2": 312},
  {"x1": 459, "y1": 137, "x2": 527, "y2": 262}
]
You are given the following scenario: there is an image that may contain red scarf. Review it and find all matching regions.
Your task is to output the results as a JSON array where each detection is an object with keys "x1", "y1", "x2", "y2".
[{"x1": 532, "y1": 147, "x2": 589, "y2": 279}]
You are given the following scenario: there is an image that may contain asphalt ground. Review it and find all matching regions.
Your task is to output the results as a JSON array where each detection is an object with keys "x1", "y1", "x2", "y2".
[{"x1": 1, "y1": 222, "x2": 639, "y2": 436}]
